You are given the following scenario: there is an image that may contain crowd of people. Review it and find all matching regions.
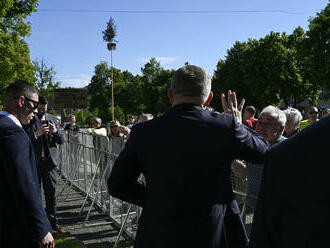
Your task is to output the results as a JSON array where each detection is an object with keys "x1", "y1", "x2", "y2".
[{"x1": 1, "y1": 64, "x2": 330, "y2": 247}]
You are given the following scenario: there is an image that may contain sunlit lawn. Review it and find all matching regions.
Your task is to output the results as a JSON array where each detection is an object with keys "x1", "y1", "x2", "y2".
[{"x1": 54, "y1": 233, "x2": 82, "y2": 248}]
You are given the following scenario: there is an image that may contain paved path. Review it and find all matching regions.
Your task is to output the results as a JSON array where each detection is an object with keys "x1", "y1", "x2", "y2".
[{"x1": 54, "y1": 174, "x2": 134, "y2": 248}]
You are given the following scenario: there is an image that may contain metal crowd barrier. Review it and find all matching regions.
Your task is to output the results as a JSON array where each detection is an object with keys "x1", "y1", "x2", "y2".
[
  {"x1": 58, "y1": 130, "x2": 139, "y2": 240},
  {"x1": 58, "y1": 130, "x2": 256, "y2": 242}
]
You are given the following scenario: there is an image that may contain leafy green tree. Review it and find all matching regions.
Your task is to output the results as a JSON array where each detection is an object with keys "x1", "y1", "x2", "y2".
[
  {"x1": 88, "y1": 62, "x2": 111, "y2": 122},
  {"x1": 305, "y1": 2, "x2": 330, "y2": 94},
  {"x1": 74, "y1": 108, "x2": 94, "y2": 125},
  {"x1": 32, "y1": 58, "x2": 61, "y2": 99},
  {"x1": 0, "y1": 0, "x2": 38, "y2": 106},
  {"x1": 88, "y1": 59, "x2": 173, "y2": 123},
  {"x1": 109, "y1": 105, "x2": 125, "y2": 124},
  {"x1": 212, "y1": 29, "x2": 320, "y2": 111},
  {"x1": 141, "y1": 57, "x2": 162, "y2": 84},
  {"x1": 140, "y1": 58, "x2": 172, "y2": 114}
]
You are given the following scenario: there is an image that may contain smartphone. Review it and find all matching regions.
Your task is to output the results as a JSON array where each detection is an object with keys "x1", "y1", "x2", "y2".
[{"x1": 42, "y1": 120, "x2": 49, "y2": 127}]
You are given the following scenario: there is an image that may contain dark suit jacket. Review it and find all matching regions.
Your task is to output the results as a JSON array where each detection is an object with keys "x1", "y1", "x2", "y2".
[
  {"x1": 24, "y1": 113, "x2": 63, "y2": 168},
  {"x1": 249, "y1": 116, "x2": 330, "y2": 248},
  {"x1": 108, "y1": 104, "x2": 268, "y2": 248},
  {"x1": 0, "y1": 116, "x2": 51, "y2": 247}
]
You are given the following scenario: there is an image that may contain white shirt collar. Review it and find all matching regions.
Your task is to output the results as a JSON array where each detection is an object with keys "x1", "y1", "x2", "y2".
[{"x1": 0, "y1": 110, "x2": 22, "y2": 128}]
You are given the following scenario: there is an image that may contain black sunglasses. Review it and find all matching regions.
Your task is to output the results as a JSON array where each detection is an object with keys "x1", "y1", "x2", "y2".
[
  {"x1": 14, "y1": 96, "x2": 39, "y2": 109},
  {"x1": 309, "y1": 111, "x2": 318, "y2": 114}
]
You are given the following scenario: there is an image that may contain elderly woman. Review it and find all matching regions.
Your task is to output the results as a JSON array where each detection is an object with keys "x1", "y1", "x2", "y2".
[
  {"x1": 138, "y1": 113, "x2": 153, "y2": 123},
  {"x1": 283, "y1": 107, "x2": 303, "y2": 138},
  {"x1": 109, "y1": 120, "x2": 130, "y2": 138},
  {"x1": 108, "y1": 120, "x2": 130, "y2": 156},
  {"x1": 88, "y1": 117, "x2": 107, "y2": 136}
]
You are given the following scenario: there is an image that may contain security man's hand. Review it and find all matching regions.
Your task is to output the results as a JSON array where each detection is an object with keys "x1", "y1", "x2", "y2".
[{"x1": 39, "y1": 232, "x2": 54, "y2": 248}]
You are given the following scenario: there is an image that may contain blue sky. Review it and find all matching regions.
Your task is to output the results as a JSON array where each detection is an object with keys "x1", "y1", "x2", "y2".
[{"x1": 26, "y1": 0, "x2": 328, "y2": 88}]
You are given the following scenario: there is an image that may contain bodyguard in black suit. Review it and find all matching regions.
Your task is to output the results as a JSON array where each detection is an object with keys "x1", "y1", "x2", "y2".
[
  {"x1": 249, "y1": 115, "x2": 330, "y2": 248},
  {"x1": 23, "y1": 96, "x2": 68, "y2": 234},
  {"x1": 108, "y1": 65, "x2": 268, "y2": 248},
  {"x1": 0, "y1": 81, "x2": 54, "y2": 247}
]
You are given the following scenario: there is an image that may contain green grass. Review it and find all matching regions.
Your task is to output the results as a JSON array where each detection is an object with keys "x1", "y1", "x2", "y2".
[{"x1": 54, "y1": 233, "x2": 82, "y2": 248}]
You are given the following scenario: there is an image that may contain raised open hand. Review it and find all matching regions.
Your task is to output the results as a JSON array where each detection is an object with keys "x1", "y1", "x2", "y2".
[{"x1": 221, "y1": 90, "x2": 245, "y2": 123}]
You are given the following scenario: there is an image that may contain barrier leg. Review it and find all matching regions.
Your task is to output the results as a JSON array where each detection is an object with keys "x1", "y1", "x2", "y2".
[{"x1": 113, "y1": 204, "x2": 132, "y2": 248}]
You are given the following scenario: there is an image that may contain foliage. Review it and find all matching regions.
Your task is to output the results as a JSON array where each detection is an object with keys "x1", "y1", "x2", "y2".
[
  {"x1": 211, "y1": 28, "x2": 320, "y2": 111},
  {"x1": 0, "y1": 31, "x2": 35, "y2": 103},
  {"x1": 87, "y1": 62, "x2": 112, "y2": 122},
  {"x1": 110, "y1": 105, "x2": 125, "y2": 124},
  {"x1": 102, "y1": 16, "x2": 117, "y2": 43},
  {"x1": 305, "y1": 2, "x2": 330, "y2": 93},
  {"x1": 73, "y1": 108, "x2": 94, "y2": 125},
  {"x1": 0, "y1": 0, "x2": 38, "y2": 105},
  {"x1": 0, "y1": 0, "x2": 38, "y2": 36},
  {"x1": 141, "y1": 57, "x2": 162, "y2": 83},
  {"x1": 87, "y1": 58, "x2": 173, "y2": 124},
  {"x1": 140, "y1": 58, "x2": 173, "y2": 114},
  {"x1": 54, "y1": 236, "x2": 81, "y2": 248},
  {"x1": 32, "y1": 58, "x2": 61, "y2": 99},
  {"x1": 49, "y1": 109, "x2": 57, "y2": 115}
]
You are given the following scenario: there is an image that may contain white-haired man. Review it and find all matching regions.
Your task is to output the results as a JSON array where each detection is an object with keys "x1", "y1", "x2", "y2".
[
  {"x1": 283, "y1": 107, "x2": 302, "y2": 138},
  {"x1": 232, "y1": 106, "x2": 287, "y2": 219}
]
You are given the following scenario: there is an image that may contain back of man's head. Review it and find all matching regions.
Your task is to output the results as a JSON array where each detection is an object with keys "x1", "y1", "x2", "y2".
[
  {"x1": 245, "y1": 106, "x2": 256, "y2": 116},
  {"x1": 170, "y1": 65, "x2": 211, "y2": 105},
  {"x1": 4, "y1": 80, "x2": 38, "y2": 107},
  {"x1": 38, "y1": 95, "x2": 48, "y2": 105}
]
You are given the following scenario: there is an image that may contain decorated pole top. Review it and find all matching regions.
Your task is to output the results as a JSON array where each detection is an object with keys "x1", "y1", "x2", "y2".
[{"x1": 103, "y1": 17, "x2": 117, "y2": 51}]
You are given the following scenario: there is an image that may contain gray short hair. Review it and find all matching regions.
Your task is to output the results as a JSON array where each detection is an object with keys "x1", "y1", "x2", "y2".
[
  {"x1": 283, "y1": 107, "x2": 302, "y2": 125},
  {"x1": 170, "y1": 65, "x2": 211, "y2": 104},
  {"x1": 92, "y1": 117, "x2": 102, "y2": 125},
  {"x1": 260, "y1": 105, "x2": 287, "y2": 127},
  {"x1": 322, "y1": 108, "x2": 330, "y2": 117}
]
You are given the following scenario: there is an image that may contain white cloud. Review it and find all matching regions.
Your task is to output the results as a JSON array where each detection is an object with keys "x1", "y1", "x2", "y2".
[
  {"x1": 58, "y1": 74, "x2": 91, "y2": 88},
  {"x1": 137, "y1": 57, "x2": 181, "y2": 65}
]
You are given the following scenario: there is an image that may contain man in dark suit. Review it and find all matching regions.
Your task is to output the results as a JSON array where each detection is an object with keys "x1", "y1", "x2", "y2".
[
  {"x1": 108, "y1": 65, "x2": 268, "y2": 248},
  {"x1": 249, "y1": 116, "x2": 330, "y2": 247},
  {"x1": 24, "y1": 95, "x2": 69, "y2": 234},
  {"x1": 0, "y1": 81, "x2": 54, "y2": 247}
]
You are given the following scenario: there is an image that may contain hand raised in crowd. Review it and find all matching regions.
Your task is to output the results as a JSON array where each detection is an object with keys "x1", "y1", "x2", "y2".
[
  {"x1": 118, "y1": 125, "x2": 131, "y2": 137},
  {"x1": 35, "y1": 124, "x2": 49, "y2": 137},
  {"x1": 49, "y1": 120, "x2": 57, "y2": 133},
  {"x1": 39, "y1": 232, "x2": 54, "y2": 248},
  {"x1": 221, "y1": 90, "x2": 245, "y2": 124}
]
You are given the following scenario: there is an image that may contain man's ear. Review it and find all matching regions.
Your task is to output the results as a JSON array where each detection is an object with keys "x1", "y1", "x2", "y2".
[
  {"x1": 203, "y1": 91, "x2": 213, "y2": 107},
  {"x1": 168, "y1": 88, "x2": 174, "y2": 105},
  {"x1": 17, "y1": 96, "x2": 25, "y2": 108},
  {"x1": 278, "y1": 125, "x2": 285, "y2": 136}
]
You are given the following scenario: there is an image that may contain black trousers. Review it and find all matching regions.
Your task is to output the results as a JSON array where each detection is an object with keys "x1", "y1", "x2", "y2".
[{"x1": 37, "y1": 158, "x2": 57, "y2": 227}]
